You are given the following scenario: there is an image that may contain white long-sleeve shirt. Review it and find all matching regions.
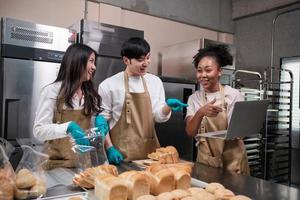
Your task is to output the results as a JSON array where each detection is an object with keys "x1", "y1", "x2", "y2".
[
  {"x1": 186, "y1": 85, "x2": 244, "y2": 124},
  {"x1": 98, "y1": 72, "x2": 171, "y2": 129},
  {"x1": 33, "y1": 82, "x2": 94, "y2": 141}
]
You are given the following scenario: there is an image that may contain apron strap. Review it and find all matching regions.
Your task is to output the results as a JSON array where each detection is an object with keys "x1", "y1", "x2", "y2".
[
  {"x1": 123, "y1": 71, "x2": 149, "y2": 124},
  {"x1": 196, "y1": 84, "x2": 227, "y2": 157}
]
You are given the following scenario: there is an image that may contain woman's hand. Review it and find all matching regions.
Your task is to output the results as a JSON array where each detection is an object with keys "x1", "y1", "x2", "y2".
[{"x1": 199, "y1": 98, "x2": 223, "y2": 117}]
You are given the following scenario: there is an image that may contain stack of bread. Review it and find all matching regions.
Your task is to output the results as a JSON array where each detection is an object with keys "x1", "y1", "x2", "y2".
[
  {"x1": 143, "y1": 163, "x2": 191, "y2": 195},
  {"x1": 73, "y1": 164, "x2": 118, "y2": 189},
  {"x1": 136, "y1": 182, "x2": 251, "y2": 200},
  {"x1": 148, "y1": 146, "x2": 179, "y2": 164},
  {"x1": 94, "y1": 169, "x2": 152, "y2": 200},
  {"x1": 14, "y1": 168, "x2": 46, "y2": 199}
]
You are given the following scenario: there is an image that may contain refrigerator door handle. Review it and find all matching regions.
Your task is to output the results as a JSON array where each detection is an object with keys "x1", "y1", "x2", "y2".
[{"x1": 4, "y1": 99, "x2": 20, "y2": 140}]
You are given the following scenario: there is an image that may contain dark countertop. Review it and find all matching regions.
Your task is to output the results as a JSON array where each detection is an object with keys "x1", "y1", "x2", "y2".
[{"x1": 191, "y1": 162, "x2": 300, "y2": 200}]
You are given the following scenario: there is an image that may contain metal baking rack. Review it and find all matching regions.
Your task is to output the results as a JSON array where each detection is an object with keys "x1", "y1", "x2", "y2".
[
  {"x1": 232, "y1": 70, "x2": 265, "y2": 178},
  {"x1": 263, "y1": 67, "x2": 293, "y2": 186}
]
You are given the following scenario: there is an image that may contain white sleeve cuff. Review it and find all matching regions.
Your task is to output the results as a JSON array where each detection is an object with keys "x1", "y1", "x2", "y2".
[{"x1": 54, "y1": 122, "x2": 71, "y2": 139}]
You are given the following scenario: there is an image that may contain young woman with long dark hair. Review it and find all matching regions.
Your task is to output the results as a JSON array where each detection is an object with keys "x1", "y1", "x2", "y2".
[{"x1": 34, "y1": 43, "x2": 108, "y2": 169}]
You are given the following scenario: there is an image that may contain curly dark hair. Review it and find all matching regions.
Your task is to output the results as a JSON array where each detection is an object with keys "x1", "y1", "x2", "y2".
[{"x1": 192, "y1": 44, "x2": 233, "y2": 68}]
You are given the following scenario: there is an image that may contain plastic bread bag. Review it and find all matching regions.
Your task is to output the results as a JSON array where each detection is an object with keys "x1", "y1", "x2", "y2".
[
  {"x1": 0, "y1": 138, "x2": 15, "y2": 200},
  {"x1": 72, "y1": 127, "x2": 109, "y2": 171},
  {"x1": 15, "y1": 145, "x2": 49, "y2": 199}
]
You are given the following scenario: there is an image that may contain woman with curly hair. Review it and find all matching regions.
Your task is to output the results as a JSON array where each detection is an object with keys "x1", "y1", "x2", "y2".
[{"x1": 185, "y1": 45, "x2": 250, "y2": 175}]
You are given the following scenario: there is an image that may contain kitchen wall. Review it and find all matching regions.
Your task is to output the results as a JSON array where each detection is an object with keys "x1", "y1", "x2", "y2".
[
  {"x1": 95, "y1": 0, "x2": 234, "y2": 33},
  {"x1": 0, "y1": 0, "x2": 233, "y2": 75},
  {"x1": 234, "y1": 3, "x2": 300, "y2": 73}
]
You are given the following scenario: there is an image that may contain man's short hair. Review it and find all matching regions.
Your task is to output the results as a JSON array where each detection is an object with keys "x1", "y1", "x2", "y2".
[{"x1": 121, "y1": 37, "x2": 150, "y2": 59}]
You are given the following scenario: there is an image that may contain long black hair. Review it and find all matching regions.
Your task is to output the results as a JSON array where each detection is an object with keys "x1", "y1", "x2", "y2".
[
  {"x1": 193, "y1": 44, "x2": 233, "y2": 68},
  {"x1": 55, "y1": 43, "x2": 102, "y2": 115}
]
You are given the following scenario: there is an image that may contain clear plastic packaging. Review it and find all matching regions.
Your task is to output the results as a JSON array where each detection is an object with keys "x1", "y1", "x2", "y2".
[
  {"x1": 15, "y1": 145, "x2": 49, "y2": 199},
  {"x1": 72, "y1": 127, "x2": 108, "y2": 170},
  {"x1": 0, "y1": 139, "x2": 15, "y2": 200}
]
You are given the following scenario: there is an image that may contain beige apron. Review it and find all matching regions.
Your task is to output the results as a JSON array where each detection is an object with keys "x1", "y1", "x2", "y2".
[
  {"x1": 110, "y1": 72, "x2": 160, "y2": 161},
  {"x1": 196, "y1": 85, "x2": 250, "y2": 175},
  {"x1": 43, "y1": 101, "x2": 91, "y2": 170}
]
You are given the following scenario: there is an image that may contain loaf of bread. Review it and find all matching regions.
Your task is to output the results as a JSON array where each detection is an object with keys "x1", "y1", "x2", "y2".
[
  {"x1": 73, "y1": 164, "x2": 118, "y2": 188},
  {"x1": 167, "y1": 167, "x2": 190, "y2": 189},
  {"x1": 94, "y1": 173, "x2": 128, "y2": 200},
  {"x1": 16, "y1": 169, "x2": 36, "y2": 189},
  {"x1": 136, "y1": 194, "x2": 157, "y2": 200},
  {"x1": 119, "y1": 171, "x2": 150, "y2": 200},
  {"x1": 144, "y1": 164, "x2": 175, "y2": 195},
  {"x1": 214, "y1": 188, "x2": 235, "y2": 200},
  {"x1": 73, "y1": 174, "x2": 94, "y2": 189},
  {"x1": 230, "y1": 195, "x2": 251, "y2": 200},
  {"x1": 165, "y1": 163, "x2": 193, "y2": 175},
  {"x1": 205, "y1": 182, "x2": 225, "y2": 194},
  {"x1": 148, "y1": 146, "x2": 179, "y2": 164}
]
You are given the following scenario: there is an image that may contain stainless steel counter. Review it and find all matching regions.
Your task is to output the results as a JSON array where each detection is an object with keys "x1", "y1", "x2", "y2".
[
  {"x1": 191, "y1": 162, "x2": 300, "y2": 200},
  {"x1": 42, "y1": 162, "x2": 300, "y2": 200}
]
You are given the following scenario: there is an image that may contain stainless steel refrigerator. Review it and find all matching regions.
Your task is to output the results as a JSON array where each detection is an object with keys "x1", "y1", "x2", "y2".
[
  {"x1": 69, "y1": 19, "x2": 144, "y2": 87},
  {"x1": 0, "y1": 18, "x2": 72, "y2": 145},
  {"x1": 155, "y1": 77, "x2": 196, "y2": 161}
]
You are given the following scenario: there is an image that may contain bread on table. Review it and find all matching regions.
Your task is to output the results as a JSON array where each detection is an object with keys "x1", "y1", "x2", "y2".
[
  {"x1": 0, "y1": 174, "x2": 14, "y2": 200},
  {"x1": 205, "y1": 182, "x2": 225, "y2": 194},
  {"x1": 136, "y1": 194, "x2": 157, "y2": 200},
  {"x1": 230, "y1": 195, "x2": 251, "y2": 200},
  {"x1": 156, "y1": 192, "x2": 176, "y2": 200},
  {"x1": 73, "y1": 164, "x2": 118, "y2": 188},
  {"x1": 181, "y1": 197, "x2": 198, "y2": 200},
  {"x1": 97, "y1": 164, "x2": 118, "y2": 176},
  {"x1": 167, "y1": 167, "x2": 191, "y2": 189},
  {"x1": 165, "y1": 163, "x2": 193, "y2": 175},
  {"x1": 119, "y1": 170, "x2": 150, "y2": 200},
  {"x1": 214, "y1": 188, "x2": 235, "y2": 200},
  {"x1": 171, "y1": 189, "x2": 190, "y2": 199},
  {"x1": 73, "y1": 174, "x2": 94, "y2": 189},
  {"x1": 16, "y1": 169, "x2": 36, "y2": 189},
  {"x1": 94, "y1": 173, "x2": 128, "y2": 200},
  {"x1": 144, "y1": 164, "x2": 175, "y2": 195},
  {"x1": 187, "y1": 187, "x2": 205, "y2": 196},
  {"x1": 192, "y1": 190, "x2": 215, "y2": 200},
  {"x1": 148, "y1": 146, "x2": 179, "y2": 164}
]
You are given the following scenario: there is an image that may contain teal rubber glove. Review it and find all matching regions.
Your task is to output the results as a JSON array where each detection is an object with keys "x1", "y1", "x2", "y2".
[
  {"x1": 95, "y1": 115, "x2": 109, "y2": 137},
  {"x1": 67, "y1": 121, "x2": 90, "y2": 146},
  {"x1": 166, "y1": 98, "x2": 188, "y2": 111},
  {"x1": 106, "y1": 146, "x2": 124, "y2": 165}
]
